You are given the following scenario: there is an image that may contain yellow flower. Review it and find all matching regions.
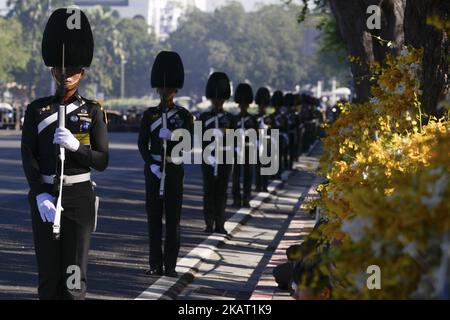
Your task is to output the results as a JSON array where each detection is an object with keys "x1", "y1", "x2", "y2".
[{"x1": 307, "y1": 47, "x2": 450, "y2": 299}]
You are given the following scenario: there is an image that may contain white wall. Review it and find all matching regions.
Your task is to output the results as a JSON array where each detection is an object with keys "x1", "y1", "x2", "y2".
[{"x1": 0, "y1": 0, "x2": 8, "y2": 16}]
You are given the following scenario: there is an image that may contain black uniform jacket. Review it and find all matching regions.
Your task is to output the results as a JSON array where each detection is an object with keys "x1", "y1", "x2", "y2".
[
  {"x1": 138, "y1": 104, "x2": 194, "y2": 167},
  {"x1": 200, "y1": 110, "x2": 236, "y2": 161},
  {"x1": 21, "y1": 92, "x2": 109, "y2": 197}
]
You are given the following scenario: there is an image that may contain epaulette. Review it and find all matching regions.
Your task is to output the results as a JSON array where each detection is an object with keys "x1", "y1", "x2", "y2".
[
  {"x1": 28, "y1": 96, "x2": 54, "y2": 109},
  {"x1": 81, "y1": 96, "x2": 107, "y2": 125},
  {"x1": 81, "y1": 96, "x2": 102, "y2": 108}
]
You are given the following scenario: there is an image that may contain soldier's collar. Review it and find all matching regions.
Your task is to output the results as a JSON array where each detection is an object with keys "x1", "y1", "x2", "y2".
[
  {"x1": 157, "y1": 103, "x2": 177, "y2": 111},
  {"x1": 52, "y1": 91, "x2": 84, "y2": 105},
  {"x1": 212, "y1": 109, "x2": 224, "y2": 115}
]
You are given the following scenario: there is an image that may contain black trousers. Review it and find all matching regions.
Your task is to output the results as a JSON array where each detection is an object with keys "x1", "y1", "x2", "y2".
[
  {"x1": 297, "y1": 126, "x2": 305, "y2": 158},
  {"x1": 232, "y1": 162, "x2": 253, "y2": 203},
  {"x1": 288, "y1": 133, "x2": 298, "y2": 170},
  {"x1": 29, "y1": 181, "x2": 95, "y2": 300},
  {"x1": 283, "y1": 143, "x2": 289, "y2": 172},
  {"x1": 202, "y1": 164, "x2": 232, "y2": 230},
  {"x1": 279, "y1": 137, "x2": 289, "y2": 174},
  {"x1": 145, "y1": 163, "x2": 184, "y2": 271},
  {"x1": 303, "y1": 122, "x2": 315, "y2": 153},
  {"x1": 255, "y1": 143, "x2": 270, "y2": 192}
]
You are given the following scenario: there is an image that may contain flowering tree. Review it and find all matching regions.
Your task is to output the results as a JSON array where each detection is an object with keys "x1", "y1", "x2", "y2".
[
  {"x1": 298, "y1": 42, "x2": 450, "y2": 299},
  {"x1": 293, "y1": 0, "x2": 449, "y2": 116}
]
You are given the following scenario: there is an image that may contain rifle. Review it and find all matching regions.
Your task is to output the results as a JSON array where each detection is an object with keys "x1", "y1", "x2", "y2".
[
  {"x1": 214, "y1": 114, "x2": 219, "y2": 177},
  {"x1": 159, "y1": 76, "x2": 167, "y2": 198},
  {"x1": 240, "y1": 116, "x2": 245, "y2": 164},
  {"x1": 53, "y1": 44, "x2": 66, "y2": 241}
]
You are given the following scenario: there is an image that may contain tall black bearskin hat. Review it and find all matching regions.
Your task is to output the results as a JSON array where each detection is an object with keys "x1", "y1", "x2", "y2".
[
  {"x1": 255, "y1": 87, "x2": 271, "y2": 106},
  {"x1": 234, "y1": 83, "x2": 254, "y2": 104},
  {"x1": 271, "y1": 90, "x2": 284, "y2": 108},
  {"x1": 294, "y1": 94, "x2": 302, "y2": 106},
  {"x1": 151, "y1": 51, "x2": 185, "y2": 89},
  {"x1": 206, "y1": 72, "x2": 231, "y2": 100},
  {"x1": 42, "y1": 8, "x2": 94, "y2": 68},
  {"x1": 284, "y1": 93, "x2": 295, "y2": 108}
]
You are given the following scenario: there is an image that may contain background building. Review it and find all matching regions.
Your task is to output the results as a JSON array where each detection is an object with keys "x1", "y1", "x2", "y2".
[
  {"x1": 0, "y1": 0, "x2": 8, "y2": 16},
  {"x1": 75, "y1": 0, "x2": 207, "y2": 39}
]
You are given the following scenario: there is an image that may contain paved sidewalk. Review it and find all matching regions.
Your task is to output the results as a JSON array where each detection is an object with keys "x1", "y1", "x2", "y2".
[
  {"x1": 178, "y1": 146, "x2": 322, "y2": 300},
  {"x1": 250, "y1": 179, "x2": 321, "y2": 300}
]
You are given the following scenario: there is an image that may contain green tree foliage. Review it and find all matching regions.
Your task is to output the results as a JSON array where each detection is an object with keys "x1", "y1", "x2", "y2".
[
  {"x1": 80, "y1": 6, "x2": 121, "y2": 98},
  {"x1": 170, "y1": 2, "x2": 312, "y2": 98},
  {"x1": 1, "y1": 0, "x2": 351, "y2": 101},
  {"x1": 7, "y1": 0, "x2": 72, "y2": 98},
  {"x1": 0, "y1": 17, "x2": 29, "y2": 84},
  {"x1": 308, "y1": 12, "x2": 351, "y2": 87},
  {"x1": 114, "y1": 17, "x2": 162, "y2": 98}
]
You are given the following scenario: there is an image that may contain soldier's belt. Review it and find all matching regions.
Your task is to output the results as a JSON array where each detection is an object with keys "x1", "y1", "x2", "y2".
[
  {"x1": 41, "y1": 173, "x2": 91, "y2": 186},
  {"x1": 151, "y1": 154, "x2": 183, "y2": 164}
]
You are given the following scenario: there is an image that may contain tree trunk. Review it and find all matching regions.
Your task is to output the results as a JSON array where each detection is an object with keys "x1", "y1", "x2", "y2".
[
  {"x1": 329, "y1": 0, "x2": 406, "y2": 102},
  {"x1": 404, "y1": 0, "x2": 449, "y2": 117}
]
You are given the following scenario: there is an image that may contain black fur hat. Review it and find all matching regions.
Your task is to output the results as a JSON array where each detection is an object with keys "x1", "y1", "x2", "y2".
[
  {"x1": 42, "y1": 8, "x2": 94, "y2": 68},
  {"x1": 255, "y1": 87, "x2": 271, "y2": 106},
  {"x1": 206, "y1": 72, "x2": 231, "y2": 100},
  {"x1": 284, "y1": 93, "x2": 295, "y2": 108},
  {"x1": 151, "y1": 51, "x2": 185, "y2": 89},
  {"x1": 294, "y1": 94, "x2": 302, "y2": 106},
  {"x1": 234, "y1": 83, "x2": 254, "y2": 104},
  {"x1": 271, "y1": 90, "x2": 284, "y2": 108}
]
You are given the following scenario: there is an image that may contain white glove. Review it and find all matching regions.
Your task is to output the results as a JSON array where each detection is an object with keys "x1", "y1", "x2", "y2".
[
  {"x1": 159, "y1": 128, "x2": 174, "y2": 141},
  {"x1": 212, "y1": 128, "x2": 223, "y2": 138},
  {"x1": 53, "y1": 128, "x2": 80, "y2": 152},
  {"x1": 207, "y1": 156, "x2": 217, "y2": 167},
  {"x1": 36, "y1": 193, "x2": 56, "y2": 223},
  {"x1": 150, "y1": 164, "x2": 162, "y2": 180}
]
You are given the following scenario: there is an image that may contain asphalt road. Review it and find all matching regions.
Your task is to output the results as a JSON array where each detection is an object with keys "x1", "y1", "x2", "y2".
[{"x1": 0, "y1": 132, "x2": 241, "y2": 300}]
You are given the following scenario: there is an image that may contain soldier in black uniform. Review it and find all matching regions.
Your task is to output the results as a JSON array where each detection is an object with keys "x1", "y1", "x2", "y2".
[
  {"x1": 269, "y1": 91, "x2": 288, "y2": 179},
  {"x1": 21, "y1": 9, "x2": 109, "y2": 300},
  {"x1": 138, "y1": 51, "x2": 194, "y2": 278},
  {"x1": 294, "y1": 94, "x2": 305, "y2": 159},
  {"x1": 284, "y1": 93, "x2": 300, "y2": 170},
  {"x1": 254, "y1": 87, "x2": 272, "y2": 193},
  {"x1": 232, "y1": 83, "x2": 258, "y2": 208},
  {"x1": 301, "y1": 94, "x2": 320, "y2": 152},
  {"x1": 200, "y1": 72, "x2": 236, "y2": 234}
]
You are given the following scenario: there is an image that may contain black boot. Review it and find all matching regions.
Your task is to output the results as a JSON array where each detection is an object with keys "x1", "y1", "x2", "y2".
[{"x1": 145, "y1": 267, "x2": 163, "y2": 276}]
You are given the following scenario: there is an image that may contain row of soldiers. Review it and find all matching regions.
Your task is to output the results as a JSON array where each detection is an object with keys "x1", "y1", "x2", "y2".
[
  {"x1": 201, "y1": 79, "x2": 322, "y2": 212},
  {"x1": 138, "y1": 61, "x2": 322, "y2": 277},
  {"x1": 21, "y1": 8, "x2": 321, "y2": 299}
]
